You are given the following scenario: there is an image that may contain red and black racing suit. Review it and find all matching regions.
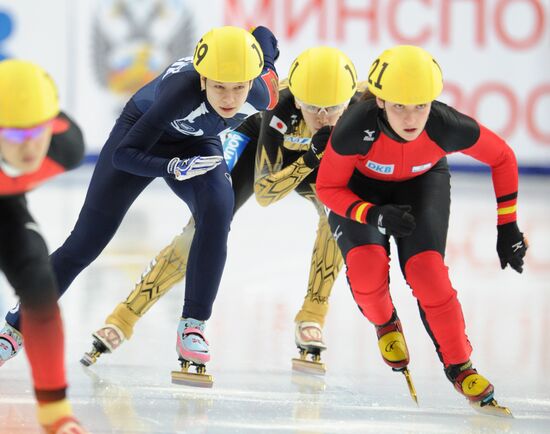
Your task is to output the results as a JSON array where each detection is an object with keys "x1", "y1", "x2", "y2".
[
  {"x1": 316, "y1": 97, "x2": 518, "y2": 366},
  {"x1": 0, "y1": 112, "x2": 84, "y2": 401}
]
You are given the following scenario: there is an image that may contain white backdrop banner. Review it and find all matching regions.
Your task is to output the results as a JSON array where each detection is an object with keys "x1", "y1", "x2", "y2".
[{"x1": 0, "y1": 0, "x2": 549, "y2": 168}]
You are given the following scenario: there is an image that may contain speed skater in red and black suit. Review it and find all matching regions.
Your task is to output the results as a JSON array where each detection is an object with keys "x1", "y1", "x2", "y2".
[
  {"x1": 316, "y1": 45, "x2": 526, "y2": 417},
  {"x1": 0, "y1": 59, "x2": 88, "y2": 433}
]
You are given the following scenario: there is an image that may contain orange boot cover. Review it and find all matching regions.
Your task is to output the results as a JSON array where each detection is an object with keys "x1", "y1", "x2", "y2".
[
  {"x1": 345, "y1": 244, "x2": 394, "y2": 325},
  {"x1": 20, "y1": 304, "x2": 67, "y2": 402},
  {"x1": 404, "y1": 251, "x2": 472, "y2": 365}
]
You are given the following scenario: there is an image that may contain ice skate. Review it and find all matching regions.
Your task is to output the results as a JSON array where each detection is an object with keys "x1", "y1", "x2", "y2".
[
  {"x1": 292, "y1": 322, "x2": 327, "y2": 375},
  {"x1": 171, "y1": 318, "x2": 213, "y2": 387},
  {"x1": 43, "y1": 416, "x2": 88, "y2": 434},
  {"x1": 80, "y1": 323, "x2": 125, "y2": 367},
  {"x1": 0, "y1": 323, "x2": 23, "y2": 367},
  {"x1": 445, "y1": 361, "x2": 513, "y2": 418},
  {"x1": 38, "y1": 399, "x2": 89, "y2": 434},
  {"x1": 375, "y1": 313, "x2": 417, "y2": 404}
]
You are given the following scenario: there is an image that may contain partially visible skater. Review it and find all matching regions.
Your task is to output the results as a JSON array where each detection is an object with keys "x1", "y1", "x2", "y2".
[
  {"x1": 1, "y1": 25, "x2": 279, "y2": 388},
  {"x1": 316, "y1": 45, "x2": 527, "y2": 416},
  {"x1": 0, "y1": 60, "x2": 88, "y2": 433},
  {"x1": 252, "y1": 47, "x2": 362, "y2": 373}
]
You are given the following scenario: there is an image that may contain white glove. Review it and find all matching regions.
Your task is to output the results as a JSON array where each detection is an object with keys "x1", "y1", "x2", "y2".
[{"x1": 167, "y1": 155, "x2": 223, "y2": 181}]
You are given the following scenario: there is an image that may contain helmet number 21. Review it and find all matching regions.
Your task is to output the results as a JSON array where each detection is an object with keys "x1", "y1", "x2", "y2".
[{"x1": 368, "y1": 59, "x2": 388, "y2": 90}]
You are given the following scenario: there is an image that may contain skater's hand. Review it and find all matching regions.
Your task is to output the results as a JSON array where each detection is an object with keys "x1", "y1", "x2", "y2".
[
  {"x1": 366, "y1": 204, "x2": 416, "y2": 238},
  {"x1": 303, "y1": 126, "x2": 333, "y2": 169},
  {"x1": 167, "y1": 156, "x2": 223, "y2": 181},
  {"x1": 497, "y1": 222, "x2": 528, "y2": 273},
  {"x1": 251, "y1": 26, "x2": 279, "y2": 63}
]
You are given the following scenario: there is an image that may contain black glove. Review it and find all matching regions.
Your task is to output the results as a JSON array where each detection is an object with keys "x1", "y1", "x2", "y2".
[
  {"x1": 303, "y1": 126, "x2": 332, "y2": 169},
  {"x1": 497, "y1": 222, "x2": 528, "y2": 273},
  {"x1": 366, "y1": 204, "x2": 416, "y2": 238},
  {"x1": 251, "y1": 26, "x2": 279, "y2": 67}
]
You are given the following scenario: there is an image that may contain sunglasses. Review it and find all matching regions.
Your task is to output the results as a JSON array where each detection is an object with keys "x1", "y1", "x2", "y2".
[
  {"x1": 296, "y1": 99, "x2": 348, "y2": 115},
  {"x1": 0, "y1": 121, "x2": 52, "y2": 144}
]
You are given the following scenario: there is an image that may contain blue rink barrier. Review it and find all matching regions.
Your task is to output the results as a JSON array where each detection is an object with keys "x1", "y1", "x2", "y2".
[
  {"x1": 83, "y1": 154, "x2": 550, "y2": 176},
  {"x1": 446, "y1": 163, "x2": 550, "y2": 176}
]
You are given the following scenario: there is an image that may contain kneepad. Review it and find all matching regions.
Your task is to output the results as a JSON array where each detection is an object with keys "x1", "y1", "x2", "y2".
[
  {"x1": 346, "y1": 244, "x2": 389, "y2": 290},
  {"x1": 405, "y1": 251, "x2": 455, "y2": 304}
]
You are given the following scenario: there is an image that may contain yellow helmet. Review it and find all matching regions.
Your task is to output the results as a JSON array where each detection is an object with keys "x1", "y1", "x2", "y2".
[
  {"x1": 0, "y1": 59, "x2": 59, "y2": 128},
  {"x1": 193, "y1": 26, "x2": 264, "y2": 83},
  {"x1": 288, "y1": 46, "x2": 357, "y2": 107},
  {"x1": 367, "y1": 45, "x2": 443, "y2": 105}
]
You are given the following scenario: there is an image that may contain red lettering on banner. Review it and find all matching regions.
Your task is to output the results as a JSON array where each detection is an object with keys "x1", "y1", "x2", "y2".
[
  {"x1": 336, "y1": 0, "x2": 379, "y2": 42},
  {"x1": 441, "y1": 80, "x2": 550, "y2": 146},
  {"x1": 440, "y1": 0, "x2": 486, "y2": 46},
  {"x1": 224, "y1": 0, "x2": 547, "y2": 48},
  {"x1": 526, "y1": 84, "x2": 550, "y2": 144},
  {"x1": 495, "y1": 0, "x2": 544, "y2": 49},
  {"x1": 224, "y1": 0, "x2": 275, "y2": 28},
  {"x1": 285, "y1": 0, "x2": 326, "y2": 39},
  {"x1": 469, "y1": 83, "x2": 519, "y2": 138},
  {"x1": 388, "y1": 0, "x2": 431, "y2": 44}
]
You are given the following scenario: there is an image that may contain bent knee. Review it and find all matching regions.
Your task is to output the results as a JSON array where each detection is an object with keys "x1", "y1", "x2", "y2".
[
  {"x1": 346, "y1": 245, "x2": 389, "y2": 291},
  {"x1": 405, "y1": 251, "x2": 456, "y2": 304},
  {"x1": 197, "y1": 184, "x2": 234, "y2": 222}
]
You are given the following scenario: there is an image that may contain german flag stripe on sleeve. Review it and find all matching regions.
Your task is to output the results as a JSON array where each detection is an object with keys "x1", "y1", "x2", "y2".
[
  {"x1": 497, "y1": 192, "x2": 517, "y2": 203},
  {"x1": 346, "y1": 201, "x2": 373, "y2": 223},
  {"x1": 346, "y1": 200, "x2": 363, "y2": 219},
  {"x1": 496, "y1": 195, "x2": 517, "y2": 224}
]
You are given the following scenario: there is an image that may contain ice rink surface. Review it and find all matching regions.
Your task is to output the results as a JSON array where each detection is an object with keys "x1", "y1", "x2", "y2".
[{"x1": 0, "y1": 167, "x2": 549, "y2": 433}]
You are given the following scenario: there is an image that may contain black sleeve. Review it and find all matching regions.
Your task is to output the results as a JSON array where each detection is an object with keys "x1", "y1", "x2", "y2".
[
  {"x1": 47, "y1": 111, "x2": 85, "y2": 170},
  {"x1": 256, "y1": 90, "x2": 297, "y2": 165},
  {"x1": 425, "y1": 101, "x2": 481, "y2": 152},
  {"x1": 331, "y1": 99, "x2": 378, "y2": 156}
]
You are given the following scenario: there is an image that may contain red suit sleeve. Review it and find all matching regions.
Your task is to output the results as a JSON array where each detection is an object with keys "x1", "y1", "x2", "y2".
[
  {"x1": 260, "y1": 68, "x2": 279, "y2": 110},
  {"x1": 317, "y1": 137, "x2": 374, "y2": 223},
  {"x1": 461, "y1": 124, "x2": 519, "y2": 225}
]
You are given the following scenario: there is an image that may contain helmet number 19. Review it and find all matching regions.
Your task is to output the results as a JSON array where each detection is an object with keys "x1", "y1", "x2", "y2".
[{"x1": 194, "y1": 41, "x2": 208, "y2": 66}]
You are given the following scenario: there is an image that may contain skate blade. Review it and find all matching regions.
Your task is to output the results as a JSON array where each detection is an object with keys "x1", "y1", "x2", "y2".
[
  {"x1": 171, "y1": 370, "x2": 213, "y2": 388},
  {"x1": 80, "y1": 337, "x2": 109, "y2": 367},
  {"x1": 402, "y1": 368, "x2": 418, "y2": 405},
  {"x1": 470, "y1": 399, "x2": 513, "y2": 418},
  {"x1": 80, "y1": 350, "x2": 101, "y2": 367},
  {"x1": 292, "y1": 357, "x2": 326, "y2": 375}
]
